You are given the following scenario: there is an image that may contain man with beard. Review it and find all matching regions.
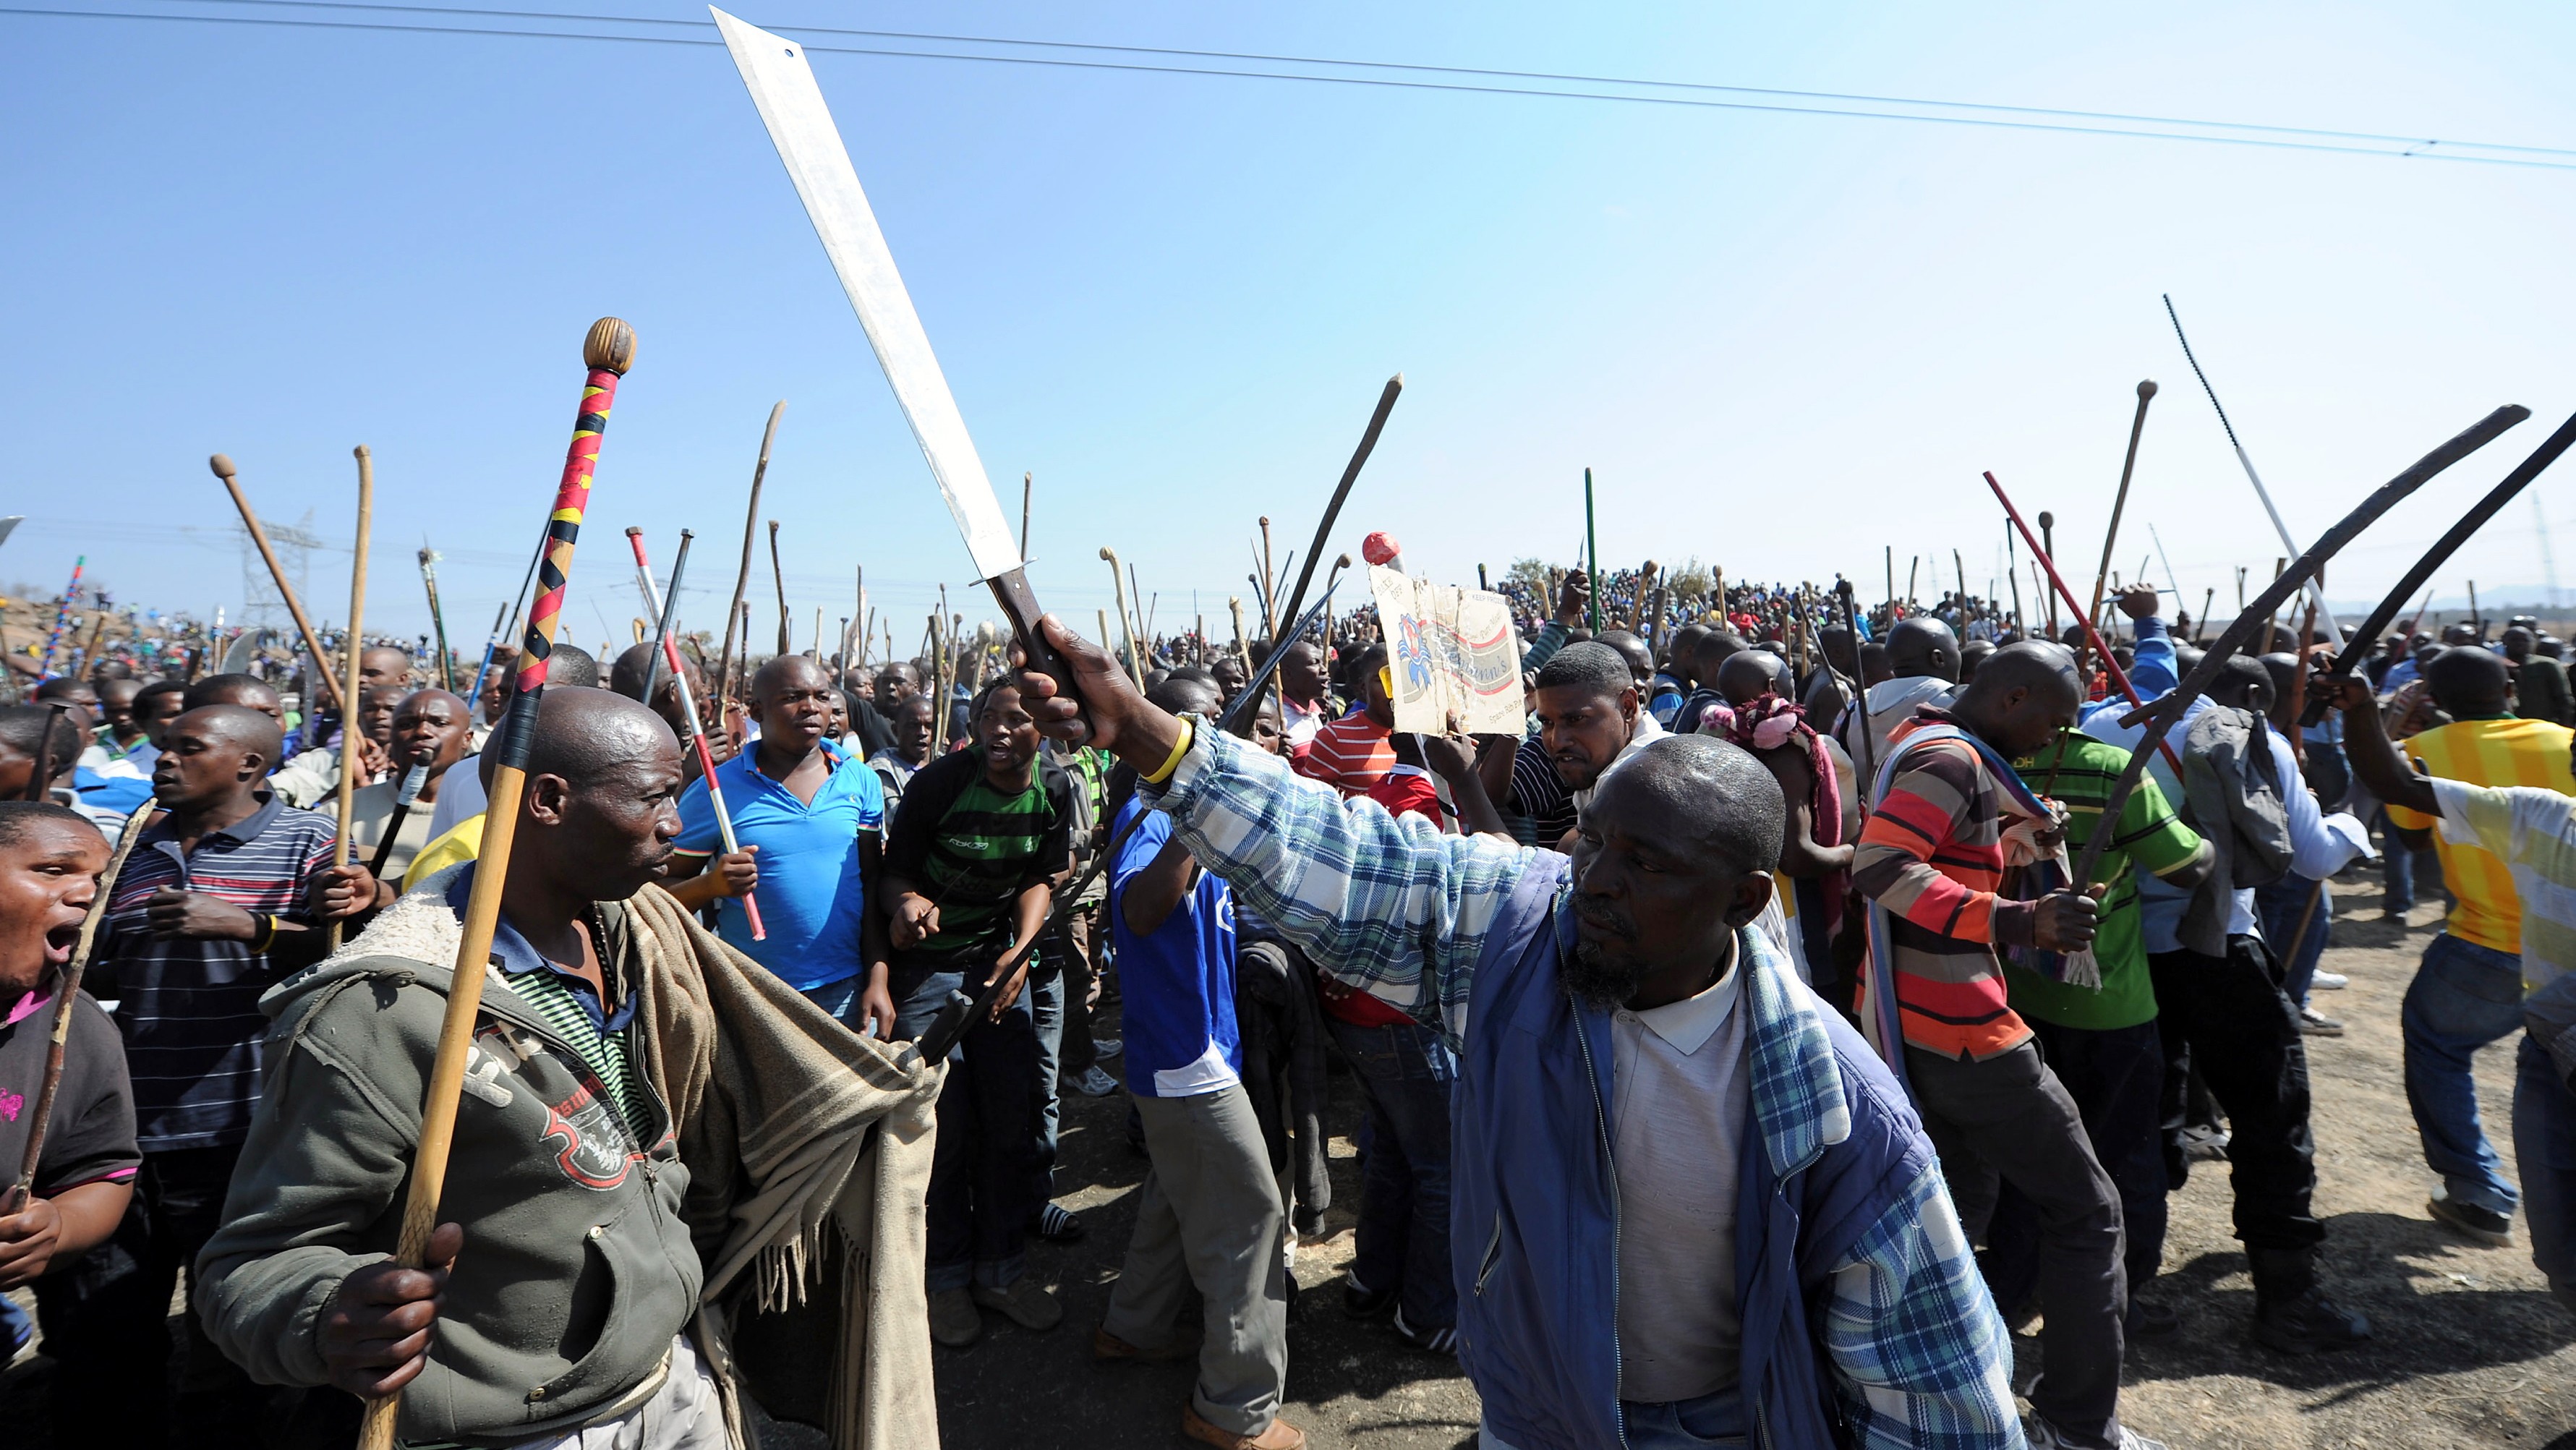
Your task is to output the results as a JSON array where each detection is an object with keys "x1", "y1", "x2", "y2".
[
  {"x1": 1010, "y1": 616, "x2": 2017, "y2": 1450},
  {"x1": 1480, "y1": 642, "x2": 1667, "y2": 853}
]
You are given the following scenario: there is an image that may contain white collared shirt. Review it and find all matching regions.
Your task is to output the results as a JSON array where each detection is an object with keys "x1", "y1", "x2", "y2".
[{"x1": 1606, "y1": 947, "x2": 1751, "y2": 1404}]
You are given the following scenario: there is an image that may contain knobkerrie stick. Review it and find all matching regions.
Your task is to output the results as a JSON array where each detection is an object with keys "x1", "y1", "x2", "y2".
[
  {"x1": 1583, "y1": 467, "x2": 1602, "y2": 634},
  {"x1": 2299, "y1": 406, "x2": 2576, "y2": 725},
  {"x1": 2081, "y1": 381, "x2": 2158, "y2": 672},
  {"x1": 641, "y1": 573, "x2": 766, "y2": 944},
  {"x1": 209, "y1": 459, "x2": 344, "y2": 712},
  {"x1": 329, "y1": 446, "x2": 376, "y2": 952},
  {"x1": 357, "y1": 317, "x2": 636, "y2": 1450}
]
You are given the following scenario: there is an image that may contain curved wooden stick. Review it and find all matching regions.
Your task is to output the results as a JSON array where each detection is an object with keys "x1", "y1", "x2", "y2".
[
  {"x1": 2080, "y1": 380, "x2": 2157, "y2": 671},
  {"x1": 714, "y1": 401, "x2": 786, "y2": 709},
  {"x1": 210, "y1": 456, "x2": 344, "y2": 712},
  {"x1": 1101, "y1": 547, "x2": 1146, "y2": 691},
  {"x1": 359, "y1": 316, "x2": 636, "y2": 1450}
]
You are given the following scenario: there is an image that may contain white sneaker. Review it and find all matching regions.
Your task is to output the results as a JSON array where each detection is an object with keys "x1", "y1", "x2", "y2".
[
  {"x1": 2312, "y1": 971, "x2": 2349, "y2": 991},
  {"x1": 1071, "y1": 1065, "x2": 1121, "y2": 1097},
  {"x1": 2024, "y1": 1416, "x2": 2167, "y2": 1450}
]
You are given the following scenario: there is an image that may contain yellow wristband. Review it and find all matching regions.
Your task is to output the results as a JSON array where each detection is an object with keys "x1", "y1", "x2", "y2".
[{"x1": 1142, "y1": 717, "x2": 1195, "y2": 787}]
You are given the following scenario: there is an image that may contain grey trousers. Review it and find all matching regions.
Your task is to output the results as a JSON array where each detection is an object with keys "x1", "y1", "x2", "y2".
[
  {"x1": 1105, "y1": 1085, "x2": 1290, "y2": 1438},
  {"x1": 1907, "y1": 1041, "x2": 2127, "y2": 1450}
]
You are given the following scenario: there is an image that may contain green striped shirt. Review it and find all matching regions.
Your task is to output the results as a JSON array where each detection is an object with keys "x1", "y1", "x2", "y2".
[
  {"x1": 2005, "y1": 733, "x2": 2209, "y2": 1031},
  {"x1": 501, "y1": 960, "x2": 655, "y2": 1143},
  {"x1": 883, "y1": 750, "x2": 1074, "y2": 971}
]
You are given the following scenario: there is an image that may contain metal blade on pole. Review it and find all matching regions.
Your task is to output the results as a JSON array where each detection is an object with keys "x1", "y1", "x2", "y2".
[
  {"x1": 2164, "y1": 294, "x2": 2344, "y2": 647},
  {"x1": 715, "y1": 7, "x2": 1082, "y2": 714}
]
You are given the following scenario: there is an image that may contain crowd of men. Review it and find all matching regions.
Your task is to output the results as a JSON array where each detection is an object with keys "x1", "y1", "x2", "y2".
[{"x1": 2, "y1": 561, "x2": 2575, "y2": 1450}]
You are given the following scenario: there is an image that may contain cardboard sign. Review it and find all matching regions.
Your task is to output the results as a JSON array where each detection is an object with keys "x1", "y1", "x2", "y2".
[{"x1": 1369, "y1": 565, "x2": 1525, "y2": 735}]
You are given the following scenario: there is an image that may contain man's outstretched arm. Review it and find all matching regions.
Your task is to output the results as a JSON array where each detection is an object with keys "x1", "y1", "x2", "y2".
[{"x1": 1018, "y1": 616, "x2": 1538, "y2": 1043}]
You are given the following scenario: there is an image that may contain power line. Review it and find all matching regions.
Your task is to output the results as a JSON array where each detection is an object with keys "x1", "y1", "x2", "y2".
[
  {"x1": 169, "y1": 0, "x2": 2576, "y2": 160},
  {"x1": 9, "y1": 1, "x2": 2573, "y2": 171}
]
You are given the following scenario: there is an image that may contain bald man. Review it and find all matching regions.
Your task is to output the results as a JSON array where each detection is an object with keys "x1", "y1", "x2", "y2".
[
  {"x1": 52, "y1": 704, "x2": 340, "y2": 1446},
  {"x1": 199, "y1": 686, "x2": 940, "y2": 1449},
  {"x1": 1837, "y1": 616, "x2": 1960, "y2": 771}
]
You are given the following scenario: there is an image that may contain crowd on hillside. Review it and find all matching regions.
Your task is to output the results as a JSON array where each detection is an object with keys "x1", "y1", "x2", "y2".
[{"x1": 4, "y1": 557, "x2": 2575, "y2": 1450}]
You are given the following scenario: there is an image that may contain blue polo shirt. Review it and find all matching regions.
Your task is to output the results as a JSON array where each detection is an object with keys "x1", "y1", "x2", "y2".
[
  {"x1": 675, "y1": 741, "x2": 883, "y2": 991},
  {"x1": 1109, "y1": 796, "x2": 1241, "y2": 1099}
]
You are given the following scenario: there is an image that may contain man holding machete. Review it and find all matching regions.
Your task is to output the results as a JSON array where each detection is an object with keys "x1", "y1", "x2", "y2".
[{"x1": 1009, "y1": 615, "x2": 2022, "y2": 1450}]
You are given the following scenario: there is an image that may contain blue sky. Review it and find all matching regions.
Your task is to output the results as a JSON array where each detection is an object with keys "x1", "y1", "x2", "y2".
[{"x1": 7, "y1": 1, "x2": 2576, "y2": 657}]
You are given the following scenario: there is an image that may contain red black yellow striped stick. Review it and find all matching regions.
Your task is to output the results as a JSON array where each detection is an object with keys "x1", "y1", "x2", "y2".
[{"x1": 357, "y1": 317, "x2": 636, "y2": 1450}]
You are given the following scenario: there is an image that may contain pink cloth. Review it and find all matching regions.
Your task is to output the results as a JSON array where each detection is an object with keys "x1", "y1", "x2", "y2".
[{"x1": 1697, "y1": 694, "x2": 1846, "y2": 934}]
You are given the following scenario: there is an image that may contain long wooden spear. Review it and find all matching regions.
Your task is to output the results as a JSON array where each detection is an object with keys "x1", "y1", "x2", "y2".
[
  {"x1": 209, "y1": 456, "x2": 344, "y2": 712},
  {"x1": 357, "y1": 317, "x2": 636, "y2": 1450},
  {"x1": 329, "y1": 446, "x2": 375, "y2": 951},
  {"x1": 714, "y1": 401, "x2": 785, "y2": 709}
]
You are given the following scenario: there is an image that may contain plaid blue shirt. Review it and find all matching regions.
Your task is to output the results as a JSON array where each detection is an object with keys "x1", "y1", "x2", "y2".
[{"x1": 1148, "y1": 728, "x2": 2022, "y2": 1449}]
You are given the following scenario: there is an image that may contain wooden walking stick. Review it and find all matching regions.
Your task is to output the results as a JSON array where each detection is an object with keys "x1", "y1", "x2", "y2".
[
  {"x1": 1229, "y1": 598, "x2": 1251, "y2": 676},
  {"x1": 356, "y1": 317, "x2": 636, "y2": 1450},
  {"x1": 768, "y1": 519, "x2": 793, "y2": 656},
  {"x1": 629, "y1": 528, "x2": 696, "y2": 708},
  {"x1": 418, "y1": 545, "x2": 456, "y2": 691},
  {"x1": 1835, "y1": 581, "x2": 1876, "y2": 806},
  {"x1": 715, "y1": 401, "x2": 786, "y2": 709},
  {"x1": 209, "y1": 455, "x2": 345, "y2": 712},
  {"x1": 329, "y1": 445, "x2": 376, "y2": 951},
  {"x1": 1, "y1": 808, "x2": 152, "y2": 1216},
  {"x1": 1990, "y1": 472, "x2": 2185, "y2": 777},
  {"x1": 632, "y1": 549, "x2": 767, "y2": 943},
  {"x1": 2005, "y1": 521, "x2": 2026, "y2": 634},
  {"x1": 1101, "y1": 548, "x2": 1147, "y2": 691},
  {"x1": 2197, "y1": 589, "x2": 2214, "y2": 645}
]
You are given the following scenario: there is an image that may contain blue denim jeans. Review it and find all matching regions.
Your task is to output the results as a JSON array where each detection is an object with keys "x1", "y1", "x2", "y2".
[
  {"x1": 1028, "y1": 968, "x2": 1065, "y2": 1203},
  {"x1": 2516, "y1": 1034, "x2": 2576, "y2": 1313},
  {"x1": 2402, "y1": 934, "x2": 2526, "y2": 1216},
  {"x1": 892, "y1": 964, "x2": 1040, "y2": 1292},
  {"x1": 1483, "y1": 1386, "x2": 1744, "y2": 1449},
  {"x1": 1324, "y1": 1015, "x2": 1457, "y2": 1330},
  {"x1": 798, "y1": 972, "x2": 866, "y2": 1027}
]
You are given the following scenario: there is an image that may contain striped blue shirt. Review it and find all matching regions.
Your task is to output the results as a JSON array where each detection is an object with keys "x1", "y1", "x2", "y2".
[{"x1": 98, "y1": 793, "x2": 338, "y2": 1151}]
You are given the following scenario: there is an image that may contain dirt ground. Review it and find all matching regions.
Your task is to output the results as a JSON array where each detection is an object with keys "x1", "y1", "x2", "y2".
[{"x1": 10, "y1": 875, "x2": 2576, "y2": 1448}]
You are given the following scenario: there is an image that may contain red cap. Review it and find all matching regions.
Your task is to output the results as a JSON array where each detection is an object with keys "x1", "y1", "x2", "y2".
[{"x1": 1361, "y1": 532, "x2": 1402, "y2": 566}]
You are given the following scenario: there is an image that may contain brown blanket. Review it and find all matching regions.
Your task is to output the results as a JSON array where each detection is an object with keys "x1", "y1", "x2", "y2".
[{"x1": 623, "y1": 884, "x2": 943, "y2": 1450}]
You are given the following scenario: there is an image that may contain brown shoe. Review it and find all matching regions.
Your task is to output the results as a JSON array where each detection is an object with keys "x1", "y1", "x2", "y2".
[
  {"x1": 1093, "y1": 1326, "x2": 1190, "y2": 1362},
  {"x1": 1182, "y1": 1405, "x2": 1305, "y2": 1449}
]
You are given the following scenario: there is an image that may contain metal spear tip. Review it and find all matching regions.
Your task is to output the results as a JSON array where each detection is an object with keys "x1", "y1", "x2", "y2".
[
  {"x1": 208, "y1": 453, "x2": 236, "y2": 479},
  {"x1": 583, "y1": 317, "x2": 638, "y2": 375},
  {"x1": 2137, "y1": 379, "x2": 2159, "y2": 399}
]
